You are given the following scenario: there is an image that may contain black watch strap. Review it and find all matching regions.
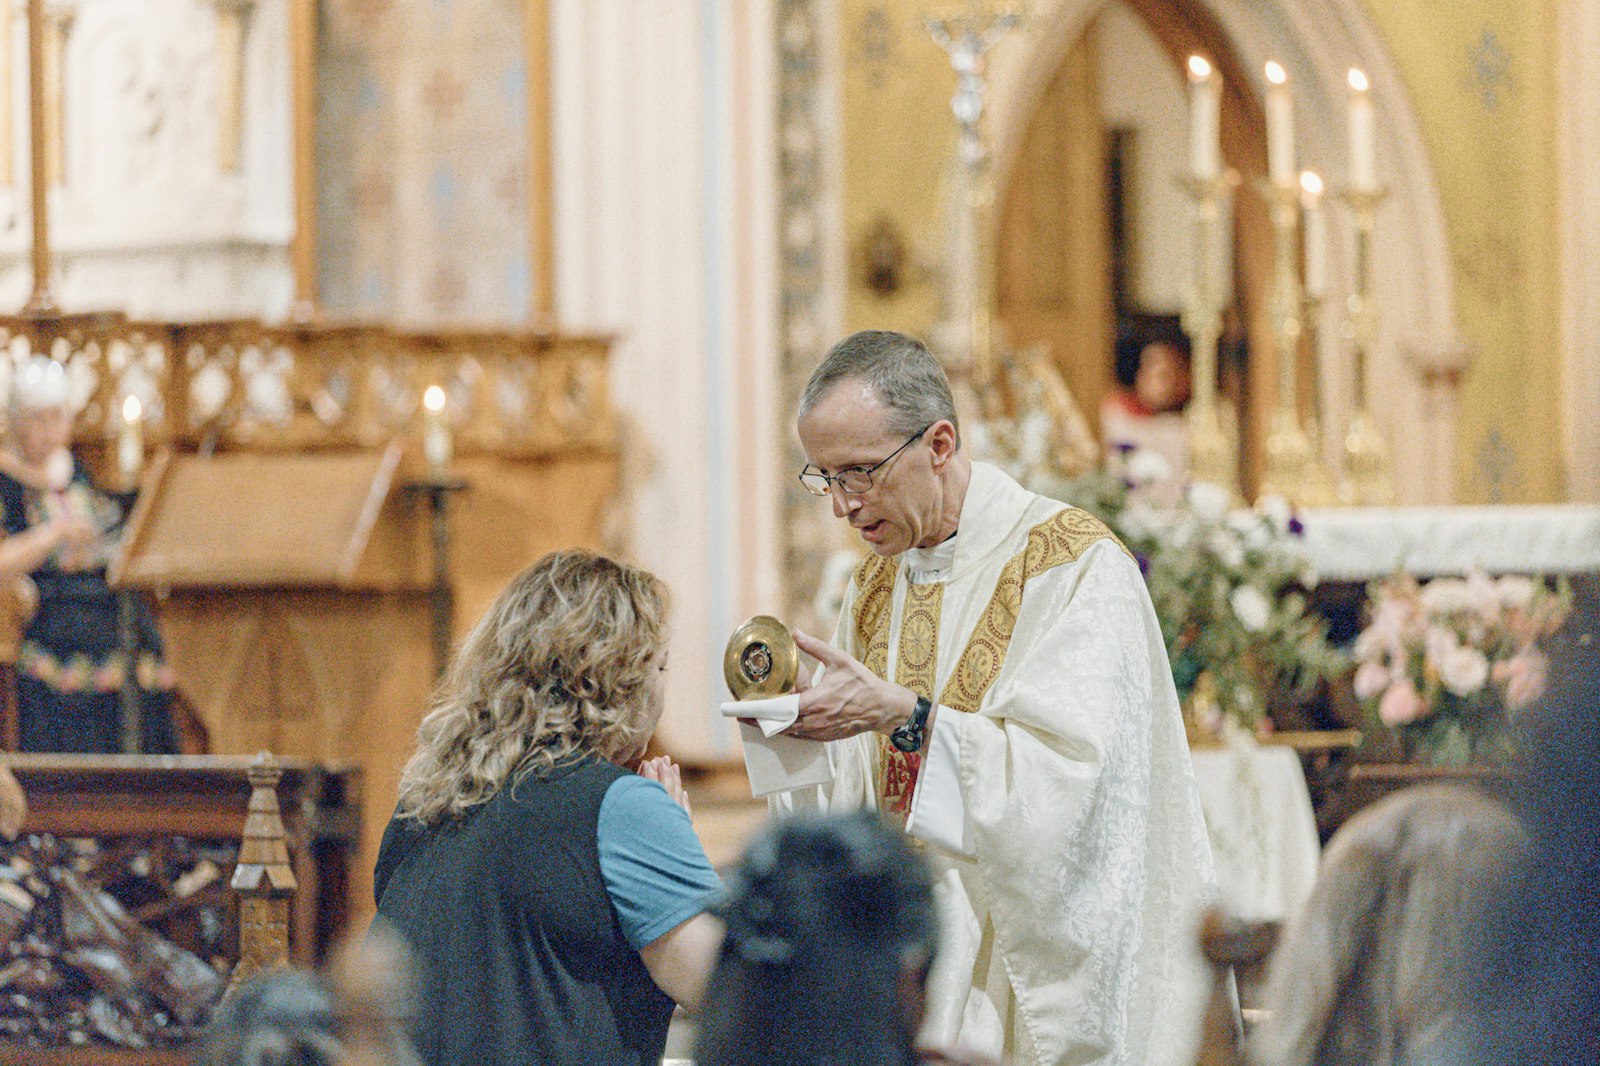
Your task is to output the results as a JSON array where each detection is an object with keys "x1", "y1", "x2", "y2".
[{"x1": 891, "y1": 695, "x2": 934, "y2": 753}]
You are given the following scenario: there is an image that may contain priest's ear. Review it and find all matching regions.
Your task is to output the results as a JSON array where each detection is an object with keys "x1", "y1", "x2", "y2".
[{"x1": 926, "y1": 419, "x2": 960, "y2": 471}]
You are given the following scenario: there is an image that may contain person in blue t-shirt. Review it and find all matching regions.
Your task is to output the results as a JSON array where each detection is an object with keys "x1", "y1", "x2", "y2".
[{"x1": 373, "y1": 549, "x2": 723, "y2": 1066}]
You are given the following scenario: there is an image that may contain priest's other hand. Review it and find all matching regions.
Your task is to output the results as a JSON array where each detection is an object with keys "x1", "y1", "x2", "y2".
[{"x1": 788, "y1": 630, "x2": 918, "y2": 742}]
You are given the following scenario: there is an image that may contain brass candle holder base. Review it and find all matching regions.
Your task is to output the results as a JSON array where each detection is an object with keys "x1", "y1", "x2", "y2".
[
  {"x1": 1185, "y1": 401, "x2": 1239, "y2": 497},
  {"x1": 1340, "y1": 408, "x2": 1395, "y2": 505},
  {"x1": 1260, "y1": 408, "x2": 1318, "y2": 505}
]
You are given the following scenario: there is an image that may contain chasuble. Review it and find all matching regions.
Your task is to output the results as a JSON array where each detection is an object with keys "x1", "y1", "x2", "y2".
[{"x1": 783, "y1": 461, "x2": 1216, "y2": 1066}]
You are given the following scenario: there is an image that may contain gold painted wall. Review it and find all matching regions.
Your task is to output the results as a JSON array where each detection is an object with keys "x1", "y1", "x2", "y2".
[
  {"x1": 1358, "y1": 0, "x2": 1562, "y2": 502},
  {"x1": 835, "y1": 0, "x2": 1567, "y2": 502},
  {"x1": 838, "y1": 0, "x2": 959, "y2": 337}
]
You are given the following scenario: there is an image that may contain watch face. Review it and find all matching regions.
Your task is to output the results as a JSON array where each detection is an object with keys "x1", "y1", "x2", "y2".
[{"x1": 890, "y1": 726, "x2": 920, "y2": 753}]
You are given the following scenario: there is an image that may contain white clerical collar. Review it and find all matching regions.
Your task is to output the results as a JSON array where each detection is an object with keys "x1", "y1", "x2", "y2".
[{"x1": 903, "y1": 532, "x2": 958, "y2": 584}]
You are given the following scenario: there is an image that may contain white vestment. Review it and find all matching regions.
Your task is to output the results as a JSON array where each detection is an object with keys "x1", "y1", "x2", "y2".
[{"x1": 781, "y1": 461, "x2": 1217, "y2": 1066}]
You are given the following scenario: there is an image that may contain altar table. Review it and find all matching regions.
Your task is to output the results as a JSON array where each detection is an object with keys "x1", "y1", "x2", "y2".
[
  {"x1": 1190, "y1": 742, "x2": 1321, "y2": 923},
  {"x1": 1297, "y1": 504, "x2": 1600, "y2": 581}
]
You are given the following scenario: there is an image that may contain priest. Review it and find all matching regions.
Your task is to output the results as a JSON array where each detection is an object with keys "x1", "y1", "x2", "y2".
[{"x1": 779, "y1": 330, "x2": 1217, "y2": 1066}]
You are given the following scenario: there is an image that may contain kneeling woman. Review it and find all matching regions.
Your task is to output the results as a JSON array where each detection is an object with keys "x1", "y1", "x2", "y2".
[{"x1": 374, "y1": 549, "x2": 722, "y2": 1066}]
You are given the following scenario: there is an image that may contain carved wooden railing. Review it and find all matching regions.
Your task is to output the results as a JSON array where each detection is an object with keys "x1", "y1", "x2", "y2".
[
  {"x1": 0, "y1": 312, "x2": 617, "y2": 461},
  {"x1": 0, "y1": 754, "x2": 359, "y2": 1062}
]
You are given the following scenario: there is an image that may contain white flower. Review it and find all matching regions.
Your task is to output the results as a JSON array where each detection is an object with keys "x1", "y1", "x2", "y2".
[
  {"x1": 1207, "y1": 529, "x2": 1245, "y2": 568},
  {"x1": 1126, "y1": 448, "x2": 1173, "y2": 486},
  {"x1": 1496, "y1": 575, "x2": 1536, "y2": 610},
  {"x1": 1420, "y1": 578, "x2": 1473, "y2": 615},
  {"x1": 1230, "y1": 585, "x2": 1272, "y2": 632},
  {"x1": 1424, "y1": 625, "x2": 1461, "y2": 666},
  {"x1": 1439, "y1": 646, "x2": 1490, "y2": 697},
  {"x1": 1187, "y1": 482, "x2": 1231, "y2": 523},
  {"x1": 1256, "y1": 494, "x2": 1292, "y2": 532}
]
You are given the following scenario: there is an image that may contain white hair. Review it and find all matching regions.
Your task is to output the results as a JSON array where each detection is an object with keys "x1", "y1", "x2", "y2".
[{"x1": 8, "y1": 357, "x2": 70, "y2": 413}]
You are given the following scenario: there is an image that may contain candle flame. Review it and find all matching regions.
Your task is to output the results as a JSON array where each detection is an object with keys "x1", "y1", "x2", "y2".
[
  {"x1": 423, "y1": 385, "x2": 447, "y2": 413},
  {"x1": 1300, "y1": 170, "x2": 1323, "y2": 196},
  {"x1": 1187, "y1": 55, "x2": 1211, "y2": 81},
  {"x1": 1265, "y1": 60, "x2": 1287, "y2": 86},
  {"x1": 1348, "y1": 68, "x2": 1369, "y2": 93},
  {"x1": 122, "y1": 395, "x2": 142, "y2": 422}
]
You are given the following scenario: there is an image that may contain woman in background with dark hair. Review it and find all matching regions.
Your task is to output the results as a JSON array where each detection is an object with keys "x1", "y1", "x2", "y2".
[{"x1": 694, "y1": 811, "x2": 995, "y2": 1066}]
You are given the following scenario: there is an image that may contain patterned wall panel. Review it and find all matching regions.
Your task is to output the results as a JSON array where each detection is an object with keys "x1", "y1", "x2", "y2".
[{"x1": 318, "y1": 0, "x2": 532, "y2": 326}]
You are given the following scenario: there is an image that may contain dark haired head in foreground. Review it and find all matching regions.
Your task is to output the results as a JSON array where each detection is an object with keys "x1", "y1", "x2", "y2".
[
  {"x1": 197, "y1": 970, "x2": 342, "y2": 1066},
  {"x1": 694, "y1": 811, "x2": 948, "y2": 1066}
]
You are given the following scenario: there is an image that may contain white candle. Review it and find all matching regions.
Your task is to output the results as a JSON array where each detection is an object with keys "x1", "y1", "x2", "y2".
[
  {"x1": 1300, "y1": 171, "x2": 1328, "y2": 298},
  {"x1": 1348, "y1": 68, "x2": 1377, "y2": 191},
  {"x1": 1187, "y1": 56, "x2": 1220, "y2": 181},
  {"x1": 118, "y1": 394, "x2": 144, "y2": 487},
  {"x1": 422, "y1": 385, "x2": 452, "y2": 473},
  {"x1": 1264, "y1": 61, "x2": 1295, "y2": 186}
]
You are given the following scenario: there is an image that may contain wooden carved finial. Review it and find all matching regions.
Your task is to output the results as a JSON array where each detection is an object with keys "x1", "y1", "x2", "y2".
[{"x1": 225, "y1": 752, "x2": 298, "y2": 998}]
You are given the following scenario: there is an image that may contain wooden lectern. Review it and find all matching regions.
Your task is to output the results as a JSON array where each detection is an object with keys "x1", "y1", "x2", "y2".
[{"x1": 111, "y1": 444, "x2": 435, "y2": 921}]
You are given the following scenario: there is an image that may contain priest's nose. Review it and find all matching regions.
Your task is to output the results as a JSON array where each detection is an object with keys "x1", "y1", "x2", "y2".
[{"x1": 832, "y1": 490, "x2": 859, "y2": 520}]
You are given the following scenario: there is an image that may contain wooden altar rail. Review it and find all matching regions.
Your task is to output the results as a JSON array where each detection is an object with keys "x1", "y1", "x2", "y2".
[
  {"x1": 0, "y1": 754, "x2": 360, "y2": 1065},
  {"x1": 0, "y1": 312, "x2": 617, "y2": 462},
  {"x1": 0, "y1": 754, "x2": 361, "y2": 962}
]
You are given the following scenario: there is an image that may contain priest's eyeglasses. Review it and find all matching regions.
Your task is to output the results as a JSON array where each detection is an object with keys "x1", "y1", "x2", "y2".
[{"x1": 798, "y1": 424, "x2": 932, "y2": 497}]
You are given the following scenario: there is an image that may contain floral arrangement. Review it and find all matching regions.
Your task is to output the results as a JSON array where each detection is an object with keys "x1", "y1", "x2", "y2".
[
  {"x1": 1037, "y1": 457, "x2": 1346, "y2": 735},
  {"x1": 1353, "y1": 569, "x2": 1571, "y2": 764}
]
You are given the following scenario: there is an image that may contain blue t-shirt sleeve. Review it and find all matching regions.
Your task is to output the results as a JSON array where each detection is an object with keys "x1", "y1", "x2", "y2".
[{"x1": 597, "y1": 775, "x2": 724, "y2": 951}]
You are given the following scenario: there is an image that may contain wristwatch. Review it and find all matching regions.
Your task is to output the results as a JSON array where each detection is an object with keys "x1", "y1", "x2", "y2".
[{"x1": 890, "y1": 695, "x2": 934, "y2": 753}]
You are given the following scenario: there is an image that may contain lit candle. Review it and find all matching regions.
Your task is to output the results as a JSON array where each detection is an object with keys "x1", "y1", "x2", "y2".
[
  {"x1": 118, "y1": 395, "x2": 144, "y2": 487},
  {"x1": 422, "y1": 385, "x2": 452, "y2": 473},
  {"x1": 1264, "y1": 61, "x2": 1295, "y2": 186},
  {"x1": 1347, "y1": 68, "x2": 1376, "y2": 191},
  {"x1": 1187, "y1": 55, "x2": 1221, "y2": 181},
  {"x1": 1300, "y1": 170, "x2": 1327, "y2": 299}
]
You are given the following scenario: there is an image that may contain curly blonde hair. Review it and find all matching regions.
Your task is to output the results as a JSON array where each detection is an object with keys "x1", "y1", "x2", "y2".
[{"x1": 395, "y1": 549, "x2": 667, "y2": 824}]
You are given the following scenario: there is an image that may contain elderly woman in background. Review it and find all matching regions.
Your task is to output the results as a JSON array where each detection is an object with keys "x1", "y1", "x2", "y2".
[
  {"x1": 373, "y1": 548, "x2": 722, "y2": 1066},
  {"x1": 1251, "y1": 785, "x2": 1528, "y2": 1066},
  {"x1": 695, "y1": 811, "x2": 997, "y2": 1066},
  {"x1": 0, "y1": 356, "x2": 176, "y2": 753}
]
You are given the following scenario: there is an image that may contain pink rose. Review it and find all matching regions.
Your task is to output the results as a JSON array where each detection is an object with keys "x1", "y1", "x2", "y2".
[
  {"x1": 1497, "y1": 648, "x2": 1549, "y2": 710},
  {"x1": 1378, "y1": 680, "x2": 1427, "y2": 727},
  {"x1": 1354, "y1": 660, "x2": 1393, "y2": 700}
]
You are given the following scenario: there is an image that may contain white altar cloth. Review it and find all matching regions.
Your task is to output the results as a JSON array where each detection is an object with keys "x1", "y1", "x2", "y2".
[
  {"x1": 1296, "y1": 504, "x2": 1600, "y2": 582},
  {"x1": 1189, "y1": 742, "x2": 1321, "y2": 923}
]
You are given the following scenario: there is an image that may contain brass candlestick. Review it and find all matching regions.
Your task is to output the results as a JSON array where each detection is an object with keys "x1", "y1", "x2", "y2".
[
  {"x1": 1258, "y1": 179, "x2": 1318, "y2": 504},
  {"x1": 1337, "y1": 185, "x2": 1395, "y2": 505},
  {"x1": 925, "y1": 1, "x2": 1024, "y2": 398},
  {"x1": 1179, "y1": 172, "x2": 1240, "y2": 496},
  {"x1": 1299, "y1": 291, "x2": 1337, "y2": 505}
]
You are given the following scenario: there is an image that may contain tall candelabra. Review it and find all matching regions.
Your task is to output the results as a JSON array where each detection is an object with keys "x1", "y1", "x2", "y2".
[
  {"x1": 1258, "y1": 180, "x2": 1331, "y2": 504},
  {"x1": 1337, "y1": 186, "x2": 1395, "y2": 504},
  {"x1": 925, "y1": 1, "x2": 1023, "y2": 396},
  {"x1": 1180, "y1": 172, "x2": 1240, "y2": 495}
]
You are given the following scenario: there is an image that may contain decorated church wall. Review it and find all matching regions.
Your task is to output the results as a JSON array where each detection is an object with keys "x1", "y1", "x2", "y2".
[
  {"x1": 317, "y1": 0, "x2": 533, "y2": 325},
  {"x1": 1356, "y1": 0, "x2": 1562, "y2": 502},
  {"x1": 828, "y1": 0, "x2": 1570, "y2": 504}
]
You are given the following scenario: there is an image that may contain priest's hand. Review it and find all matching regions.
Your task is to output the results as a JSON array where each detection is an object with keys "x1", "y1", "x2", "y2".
[{"x1": 786, "y1": 630, "x2": 918, "y2": 742}]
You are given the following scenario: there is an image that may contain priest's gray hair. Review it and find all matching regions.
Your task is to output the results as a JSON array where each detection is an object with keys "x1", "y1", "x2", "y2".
[{"x1": 798, "y1": 331, "x2": 960, "y2": 447}]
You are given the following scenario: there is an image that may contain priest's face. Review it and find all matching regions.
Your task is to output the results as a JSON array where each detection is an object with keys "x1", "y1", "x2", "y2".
[{"x1": 797, "y1": 381, "x2": 946, "y2": 557}]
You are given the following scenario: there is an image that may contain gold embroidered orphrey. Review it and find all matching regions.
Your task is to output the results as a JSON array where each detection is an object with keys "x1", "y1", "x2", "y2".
[{"x1": 851, "y1": 507, "x2": 1126, "y2": 814}]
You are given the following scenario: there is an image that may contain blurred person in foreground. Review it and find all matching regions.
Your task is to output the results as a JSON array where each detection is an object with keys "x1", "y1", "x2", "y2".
[
  {"x1": 1250, "y1": 784, "x2": 1528, "y2": 1066},
  {"x1": 373, "y1": 549, "x2": 723, "y2": 1066},
  {"x1": 1449, "y1": 624, "x2": 1600, "y2": 1064},
  {"x1": 694, "y1": 811, "x2": 997, "y2": 1066}
]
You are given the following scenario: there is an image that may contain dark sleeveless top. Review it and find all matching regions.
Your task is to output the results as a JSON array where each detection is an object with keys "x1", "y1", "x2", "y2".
[{"x1": 374, "y1": 757, "x2": 676, "y2": 1066}]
